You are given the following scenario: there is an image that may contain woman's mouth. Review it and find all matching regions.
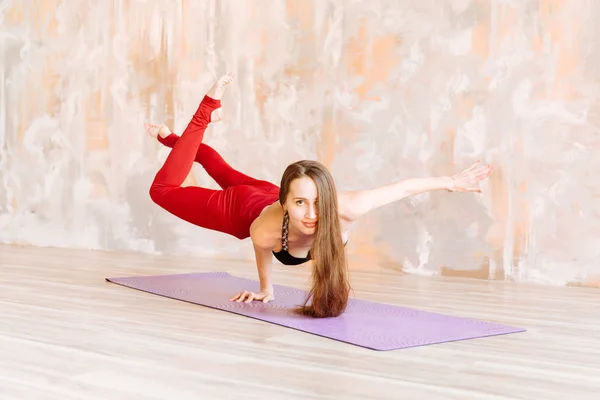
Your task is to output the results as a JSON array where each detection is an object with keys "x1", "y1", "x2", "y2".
[{"x1": 303, "y1": 221, "x2": 317, "y2": 228}]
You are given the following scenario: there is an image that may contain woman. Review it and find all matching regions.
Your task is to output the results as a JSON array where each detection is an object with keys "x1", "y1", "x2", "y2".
[{"x1": 146, "y1": 73, "x2": 494, "y2": 318}]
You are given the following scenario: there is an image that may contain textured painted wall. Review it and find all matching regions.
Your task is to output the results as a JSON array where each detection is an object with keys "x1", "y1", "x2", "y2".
[{"x1": 1, "y1": 0, "x2": 599, "y2": 287}]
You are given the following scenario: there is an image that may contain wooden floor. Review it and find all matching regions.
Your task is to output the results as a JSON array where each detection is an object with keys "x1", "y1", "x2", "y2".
[{"x1": 1, "y1": 244, "x2": 599, "y2": 400}]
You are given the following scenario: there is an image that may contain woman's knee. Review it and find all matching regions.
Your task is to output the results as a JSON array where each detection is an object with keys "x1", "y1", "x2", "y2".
[{"x1": 149, "y1": 183, "x2": 167, "y2": 206}]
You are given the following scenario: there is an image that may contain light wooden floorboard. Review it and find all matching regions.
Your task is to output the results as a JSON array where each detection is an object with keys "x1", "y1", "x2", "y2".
[{"x1": 1, "y1": 244, "x2": 599, "y2": 399}]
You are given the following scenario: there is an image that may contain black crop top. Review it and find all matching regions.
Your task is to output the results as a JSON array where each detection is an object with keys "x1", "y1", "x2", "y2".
[
  {"x1": 272, "y1": 236, "x2": 348, "y2": 266},
  {"x1": 272, "y1": 248, "x2": 311, "y2": 265}
]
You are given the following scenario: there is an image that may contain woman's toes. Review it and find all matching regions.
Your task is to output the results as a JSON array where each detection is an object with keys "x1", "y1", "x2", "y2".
[
  {"x1": 144, "y1": 123, "x2": 171, "y2": 138},
  {"x1": 144, "y1": 123, "x2": 159, "y2": 137}
]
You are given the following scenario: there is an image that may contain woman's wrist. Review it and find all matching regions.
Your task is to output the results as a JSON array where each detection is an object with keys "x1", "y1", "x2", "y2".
[
  {"x1": 446, "y1": 176, "x2": 456, "y2": 192},
  {"x1": 261, "y1": 285, "x2": 274, "y2": 294}
]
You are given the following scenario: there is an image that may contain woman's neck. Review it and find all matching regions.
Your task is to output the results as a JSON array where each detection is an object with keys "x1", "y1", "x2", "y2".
[{"x1": 286, "y1": 225, "x2": 315, "y2": 246}]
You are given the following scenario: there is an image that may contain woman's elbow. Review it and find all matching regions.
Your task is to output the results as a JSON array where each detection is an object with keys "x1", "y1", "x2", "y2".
[{"x1": 339, "y1": 192, "x2": 372, "y2": 222}]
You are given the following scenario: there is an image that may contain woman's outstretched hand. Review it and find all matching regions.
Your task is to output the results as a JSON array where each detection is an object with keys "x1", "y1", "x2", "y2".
[
  {"x1": 229, "y1": 290, "x2": 275, "y2": 304},
  {"x1": 449, "y1": 161, "x2": 494, "y2": 193}
]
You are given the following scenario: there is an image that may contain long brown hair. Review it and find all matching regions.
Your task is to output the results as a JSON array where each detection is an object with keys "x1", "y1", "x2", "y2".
[{"x1": 279, "y1": 160, "x2": 350, "y2": 318}]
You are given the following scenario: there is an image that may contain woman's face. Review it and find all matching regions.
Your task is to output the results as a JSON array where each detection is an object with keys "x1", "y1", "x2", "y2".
[{"x1": 285, "y1": 176, "x2": 319, "y2": 236}]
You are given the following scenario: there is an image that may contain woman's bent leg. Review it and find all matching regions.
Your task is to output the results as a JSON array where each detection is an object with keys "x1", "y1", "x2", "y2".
[
  {"x1": 157, "y1": 133, "x2": 277, "y2": 191},
  {"x1": 149, "y1": 95, "x2": 243, "y2": 236},
  {"x1": 150, "y1": 95, "x2": 220, "y2": 188}
]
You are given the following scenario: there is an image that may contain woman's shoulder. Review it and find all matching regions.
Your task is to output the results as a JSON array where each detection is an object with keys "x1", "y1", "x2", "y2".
[{"x1": 249, "y1": 203, "x2": 282, "y2": 249}]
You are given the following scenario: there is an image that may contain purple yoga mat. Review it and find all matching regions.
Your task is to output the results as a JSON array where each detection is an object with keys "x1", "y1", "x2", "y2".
[{"x1": 106, "y1": 272, "x2": 525, "y2": 351}]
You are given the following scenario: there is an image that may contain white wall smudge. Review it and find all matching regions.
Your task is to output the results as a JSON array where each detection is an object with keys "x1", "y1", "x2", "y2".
[{"x1": 1, "y1": 0, "x2": 599, "y2": 287}]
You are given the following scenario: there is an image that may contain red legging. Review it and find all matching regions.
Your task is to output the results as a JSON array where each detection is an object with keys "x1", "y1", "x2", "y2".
[{"x1": 149, "y1": 95, "x2": 280, "y2": 239}]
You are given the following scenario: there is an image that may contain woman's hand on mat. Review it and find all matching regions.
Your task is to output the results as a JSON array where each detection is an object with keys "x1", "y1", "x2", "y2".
[
  {"x1": 448, "y1": 161, "x2": 494, "y2": 193},
  {"x1": 229, "y1": 290, "x2": 274, "y2": 303}
]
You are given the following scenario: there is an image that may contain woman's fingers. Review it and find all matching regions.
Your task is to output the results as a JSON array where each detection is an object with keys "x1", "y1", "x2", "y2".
[
  {"x1": 466, "y1": 164, "x2": 493, "y2": 181},
  {"x1": 230, "y1": 291, "x2": 248, "y2": 302},
  {"x1": 466, "y1": 160, "x2": 481, "y2": 173},
  {"x1": 229, "y1": 290, "x2": 276, "y2": 303},
  {"x1": 263, "y1": 294, "x2": 274, "y2": 303},
  {"x1": 261, "y1": 294, "x2": 270, "y2": 303},
  {"x1": 235, "y1": 291, "x2": 248, "y2": 302},
  {"x1": 463, "y1": 161, "x2": 492, "y2": 177},
  {"x1": 474, "y1": 165, "x2": 493, "y2": 182},
  {"x1": 450, "y1": 162, "x2": 493, "y2": 193},
  {"x1": 457, "y1": 161, "x2": 480, "y2": 178}
]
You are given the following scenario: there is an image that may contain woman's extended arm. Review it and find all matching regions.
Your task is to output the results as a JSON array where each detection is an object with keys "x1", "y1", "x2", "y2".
[
  {"x1": 253, "y1": 243, "x2": 275, "y2": 295},
  {"x1": 229, "y1": 216, "x2": 278, "y2": 303},
  {"x1": 228, "y1": 243, "x2": 275, "y2": 303},
  {"x1": 339, "y1": 161, "x2": 494, "y2": 222}
]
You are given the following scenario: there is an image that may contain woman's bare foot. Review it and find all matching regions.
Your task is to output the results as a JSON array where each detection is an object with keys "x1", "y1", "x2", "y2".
[
  {"x1": 144, "y1": 123, "x2": 171, "y2": 139},
  {"x1": 206, "y1": 72, "x2": 235, "y2": 122},
  {"x1": 144, "y1": 74, "x2": 233, "y2": 134},
  {"x1": 206, "y1": 72, "x2": 235, "y2": 101}
]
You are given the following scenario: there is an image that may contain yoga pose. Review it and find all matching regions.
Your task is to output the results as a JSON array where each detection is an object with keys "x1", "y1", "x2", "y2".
[{"x1": 147, "y1": 73, "x2": 494, "y2": 318}]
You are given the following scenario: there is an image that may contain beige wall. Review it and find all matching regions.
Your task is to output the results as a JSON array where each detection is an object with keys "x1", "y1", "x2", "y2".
[{"x1": 1, "y1": 0, "x2": 599, "y2": 287}]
